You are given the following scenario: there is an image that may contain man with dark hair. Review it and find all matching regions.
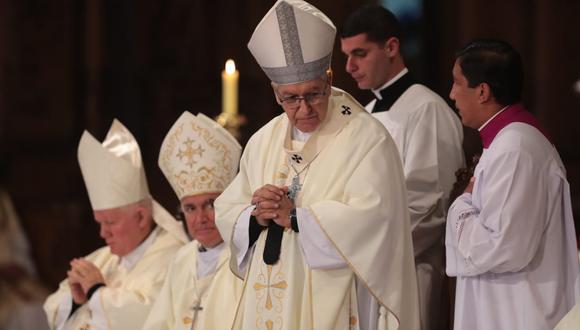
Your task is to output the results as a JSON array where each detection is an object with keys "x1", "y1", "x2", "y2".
[
  {"x1": 142, "y1": 112, "x2": 243, "y2": 330},
  {"x1": 446, "y1": 38, "x2": 579, "y2": 329},
  {"x1": 340, "y1": 5, "x2": 464, "y2": 329}
]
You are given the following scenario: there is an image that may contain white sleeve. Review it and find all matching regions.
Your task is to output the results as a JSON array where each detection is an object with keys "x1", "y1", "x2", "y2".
[
  {"x1": 87, "y1": 289, "x2": 107, "y2": 330},
  {"x1": 446, "y1": 150, "x2": 548, "y2": 276},
  {"x1": 445, "y1": 193, "x2": 478, "y2": 276},
  {"x1": 403, "y1": 103, "x2": 463, "y2": 257},
  {"x1": 296, "y1": 208, "x2": 347, "y2": 269},
  {"x1": 53, "y1": 292, "x2": 73, "y2": 330},
  {"x1": 84, "y1": 282, "x2": 163, "y2": 330},
  {"x1": 232, "y1": 205, "x2": 255, "y2": 273}
]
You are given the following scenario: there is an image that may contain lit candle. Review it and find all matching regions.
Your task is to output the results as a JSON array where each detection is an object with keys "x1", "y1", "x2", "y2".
[{"x1": 222, "y1": 59, "x2": 239, "y2": 116}]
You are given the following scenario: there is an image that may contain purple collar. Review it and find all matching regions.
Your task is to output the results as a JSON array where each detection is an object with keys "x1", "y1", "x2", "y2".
[{"x1": 479, "y1": 103, "x2": 550, "y2": 148}]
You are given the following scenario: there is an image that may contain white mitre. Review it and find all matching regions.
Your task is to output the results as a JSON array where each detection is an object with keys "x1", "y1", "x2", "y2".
[
  {"x1": 78, "y1": 119, "x2": 150, "y2": 211},
  {"x1": 248, "y1": 0, "x2": 336, "y2": 85},
  {"x1": 159, "y1": 111, "x2": 242, "y2": 200}
]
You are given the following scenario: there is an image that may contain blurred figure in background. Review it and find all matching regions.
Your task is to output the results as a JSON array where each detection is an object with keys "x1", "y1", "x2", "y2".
[{"x1": 0, "y1": 153, "x2": 49, "y2": 330}]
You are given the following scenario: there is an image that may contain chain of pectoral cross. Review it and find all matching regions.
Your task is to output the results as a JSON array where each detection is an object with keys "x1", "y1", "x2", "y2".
[{"x1": 287, "y1": 151, "x2": 321, "y2": 201}]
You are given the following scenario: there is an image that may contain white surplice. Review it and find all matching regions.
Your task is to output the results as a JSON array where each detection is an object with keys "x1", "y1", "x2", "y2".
[
  {"x1": 446, "y1": 122, "x2": 579, "y2": 329},
  {"x1": 141, "y1": 241, "x2": 242, "y2": 330},
  {"x1": 216, "y1": 87, "x2": 420, "y2": 330},
  {"x1": 366, "y1": 71, "x2": 465, "y2": 329}
]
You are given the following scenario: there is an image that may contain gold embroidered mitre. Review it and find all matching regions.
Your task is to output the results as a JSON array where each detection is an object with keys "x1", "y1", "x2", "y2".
[
  {"x1": 158, "y1": 111, "x2": 242, "y2": 200},
  {"x1": 78, "y1": 119, "x2": 150, "y2": 211}
]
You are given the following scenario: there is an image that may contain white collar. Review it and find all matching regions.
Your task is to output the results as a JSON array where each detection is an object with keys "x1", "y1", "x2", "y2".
[
  {"x1": 478, "y1": 105, "x2": 509, "y2": 131},
  {"x1": 372, "y1": 68, "x2": 409, "y2": 100},
  {"x1": 292, "y1": 126, "x2": 312, "y2": 142},
  {"x1": 119, "y1": 226, "x2": 158, "y2": 270},
  {"x1": 197, "y1": 241, "x2": 225, "y2": 278}
]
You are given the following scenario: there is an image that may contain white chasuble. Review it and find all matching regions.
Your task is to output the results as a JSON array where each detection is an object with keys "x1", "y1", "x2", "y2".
[
  {"x1": 555, "y1": 303, "x2": 580, "y2": 330},
  {"x1": 142, "y1": 241, "x2": 242, "y2": 330},
  {"x1": 216, "y1": 87, "x2": 420, "y2": 330}
]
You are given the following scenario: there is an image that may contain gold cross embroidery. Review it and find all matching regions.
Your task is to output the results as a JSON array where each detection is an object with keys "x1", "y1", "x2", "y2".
[
  {"x1": 253, "y1": 265, "x2": 287, "y2": 310},
  {"x1": 177, "y1": 138, "x2": 204, "y2": 168}
]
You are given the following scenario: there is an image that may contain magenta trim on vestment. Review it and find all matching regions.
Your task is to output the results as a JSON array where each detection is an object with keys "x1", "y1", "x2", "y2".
[{"x1": 479, "y1": 103, "x2": 551, "y2": 148}]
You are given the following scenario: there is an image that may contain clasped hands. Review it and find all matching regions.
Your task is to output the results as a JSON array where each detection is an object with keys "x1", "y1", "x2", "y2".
[
  {"x1": 251, "y1": 184, "x2": 294, "y2": 228},
  {"x1": 67, "y1": 258, "x2": 105, "y2": 304}
]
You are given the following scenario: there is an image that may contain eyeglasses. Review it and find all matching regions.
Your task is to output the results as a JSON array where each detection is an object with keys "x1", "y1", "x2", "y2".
[{"x1": 278, "y1": 91, "x2": 327, "y2": 109}]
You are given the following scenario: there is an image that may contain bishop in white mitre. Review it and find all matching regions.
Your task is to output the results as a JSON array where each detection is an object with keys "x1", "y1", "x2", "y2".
[
  {"x1": 142, "y1": 112, "x2": 243, "y2": 330},
  {"x1": 215, "y1": 1, "x2": 420, "y2": 329},
  {"x1": 44, "y1": 120, "x2": 188, "y2": 330}
]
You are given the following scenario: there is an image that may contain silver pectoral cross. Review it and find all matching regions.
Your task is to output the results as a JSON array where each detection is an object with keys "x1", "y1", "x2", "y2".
[
  {"x1": 190, "y1": 303, "x2": 203, "y2": 330},
  {"x1": 288, "y1": 175, "x2": 302, "y2": 201}
]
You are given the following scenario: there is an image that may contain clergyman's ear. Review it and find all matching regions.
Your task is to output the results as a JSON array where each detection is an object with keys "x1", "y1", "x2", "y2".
[
  {"x1": 385, "y1": 37, "x2": 400, "y2": 56},
  {"x1": 135, "y1": 205, "x2": 151, "y2": 229},
  {"x1": 478, "y1": 82, "x2": 492, "y2": 103},
  {"x1": 271, "y1": 82, "x2": 282, "y2": 104}
]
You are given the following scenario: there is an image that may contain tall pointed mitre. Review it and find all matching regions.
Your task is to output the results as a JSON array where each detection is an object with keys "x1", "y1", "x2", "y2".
[
  {"x1": 77, "y1": 120, "x2": 189, "y2": 244},
  {"x1": 78, "y1": 119, "x2": 150, "y2": 210},
  {"x1": 158, "y1": 112, "x2": 242, "y2": 200},
  {"x1": 247, "y1": 0, "x2": 336, "y2": 85}
]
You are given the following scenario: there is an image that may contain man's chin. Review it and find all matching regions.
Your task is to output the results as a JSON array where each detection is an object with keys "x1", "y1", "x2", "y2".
[
  {"x1": 296, "y1": 120, "x2": 320, "y2": 133},
  {"x1": 197, "y1": 239, "x2": 223, "y2": 248},
  {"x1": 110, "y1": 247, "x2": 126, "y2": 257},
  {"x1": 353, "y1": 79, "x2": 370, "y2": 90}
]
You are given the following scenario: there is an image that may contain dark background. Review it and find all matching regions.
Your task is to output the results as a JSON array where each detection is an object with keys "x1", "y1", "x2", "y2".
[{"x1": 1, "y1": 0, "x2": 578, "y2": 289}]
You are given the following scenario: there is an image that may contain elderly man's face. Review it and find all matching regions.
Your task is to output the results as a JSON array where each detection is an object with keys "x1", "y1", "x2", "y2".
[
  {"x1": 94, "y1": 204, "x2": 150, "y2": 257},
  {"x1": 181, "y1": 192, "x2": 223, "y2": 248},
  {"x1": 275, "y1": 78, "x2": 331, "y2": 132}
]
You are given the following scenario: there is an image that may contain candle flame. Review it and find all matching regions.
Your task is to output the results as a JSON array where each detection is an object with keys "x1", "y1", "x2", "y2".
[{"x1": 225, "y1": 59, "x2": 236, "y2": 74}]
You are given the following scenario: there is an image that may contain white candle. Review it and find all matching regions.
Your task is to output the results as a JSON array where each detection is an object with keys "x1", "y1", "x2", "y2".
[{"x1": 222, "y1": 59, "x2": 239, "y2": 116}]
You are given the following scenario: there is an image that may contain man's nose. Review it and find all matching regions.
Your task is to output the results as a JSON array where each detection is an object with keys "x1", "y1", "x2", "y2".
[
  {"x1": 100, "y1": 225, "x2": 110, "y2": 239},
  {"x1": 297, "y1": 98, "x2": 313, "y2": 112},
  {"x1": 193, "y1": 209, "x2": 209, "y2": 224},
  {"x1": 346, "y1": 57, "x2": 357, "y2": 73}
]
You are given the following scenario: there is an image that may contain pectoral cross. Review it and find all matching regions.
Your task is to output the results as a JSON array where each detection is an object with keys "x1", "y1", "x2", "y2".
[
  {"x1": 287, "y1": 174, "x2": 302, "y2": 201},
  {"x1": 189, "y1": 302, "x2": 203, "y2": 330}
]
